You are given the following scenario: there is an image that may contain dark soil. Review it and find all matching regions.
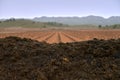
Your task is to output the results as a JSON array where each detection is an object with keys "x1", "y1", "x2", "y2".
[{"x1": 0, "y1": 36, "x2": 120, "y2": 80}]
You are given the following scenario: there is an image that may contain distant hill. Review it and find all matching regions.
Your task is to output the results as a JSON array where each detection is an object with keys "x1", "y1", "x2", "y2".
[
  {"x1": 0, "y1": 19, "x2": 67, "y2": 28},
  {"x1": 1, "y1": 16, "x2": 120, "y2": 29},
  {"x1": 33, "y1": 15, "x2": 120, "y2": 25}
]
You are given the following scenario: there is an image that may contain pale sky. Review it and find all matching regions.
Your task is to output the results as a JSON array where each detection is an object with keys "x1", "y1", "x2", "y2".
[{"x1": 0, "y1": 0, "x2": 120, "y2": 19}]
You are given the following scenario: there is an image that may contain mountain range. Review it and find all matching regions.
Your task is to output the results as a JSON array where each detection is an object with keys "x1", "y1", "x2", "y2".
[{"x1": 33, "y1": 15, "x2": 120, "y2": 25}]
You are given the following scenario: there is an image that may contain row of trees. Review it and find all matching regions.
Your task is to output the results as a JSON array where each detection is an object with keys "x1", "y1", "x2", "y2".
[{"x1": 98, "y1": 24, "x2": 120, "y2": 29}]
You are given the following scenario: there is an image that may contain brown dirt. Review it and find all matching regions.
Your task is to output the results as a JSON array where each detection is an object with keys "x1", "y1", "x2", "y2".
[
  {"x1": 0, "y1": 29, "x2": 120, "y2": 43},
  {"x1": 0, "y1": 36, "x2": 120, "y2": 80}
]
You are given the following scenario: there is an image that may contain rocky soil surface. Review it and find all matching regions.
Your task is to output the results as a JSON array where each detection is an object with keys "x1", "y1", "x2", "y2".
[{"x1": 0, "y1": 36, "x2": 120, "y2": 80}]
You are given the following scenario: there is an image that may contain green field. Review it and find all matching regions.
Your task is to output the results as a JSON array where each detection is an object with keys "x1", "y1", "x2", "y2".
[
  {"x1": 0, "y1": 19, "x2": 120, "y2": 29},
  {"x1": 0, "y1": 19, "x2": 67, "y2": 28}
]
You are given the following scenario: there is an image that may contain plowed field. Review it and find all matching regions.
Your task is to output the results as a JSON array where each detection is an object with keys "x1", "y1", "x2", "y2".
[
  {"x1": 0, "y1": 28, "x2": 120, "y2": 80},
  {"x1": 0, "y1": 29, "x2": 120, "y2": 43}
]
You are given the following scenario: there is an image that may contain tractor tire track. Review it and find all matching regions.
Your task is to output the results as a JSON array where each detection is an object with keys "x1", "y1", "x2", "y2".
[
  {"x1": 45, "y1": 32, "x2": 60, "y2": 44},
  {"x1": 62, "y1": 32, "x2": 78, "y2": 42},
  {"x1": 34, "y1": 32, "x2": 51, "y2": 40},
  {"x1": 44, "y1": 32, "x2": 56, "y2": 42},
  {"x1": 58, "y1": 32, "x2": 62, "y2": 43},
  {"x1": 59, "y1": 32, "x2": 76, "y2": 43},
  {"x1": 37, "y1": 32, "x2": 55, "y2": 42}
]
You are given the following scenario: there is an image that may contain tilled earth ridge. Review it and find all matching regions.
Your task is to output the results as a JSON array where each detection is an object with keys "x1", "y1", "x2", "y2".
[{"x1": 0, "y1": 36, "x2": 120, "y2": 80}]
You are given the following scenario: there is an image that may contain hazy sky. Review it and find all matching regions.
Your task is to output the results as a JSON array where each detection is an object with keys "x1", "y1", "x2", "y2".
[{"x1": 0, "y1": 0, "x2": 120, "y2": 18}]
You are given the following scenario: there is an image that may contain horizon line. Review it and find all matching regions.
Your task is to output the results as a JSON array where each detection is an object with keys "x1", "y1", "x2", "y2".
[{"x1": 0, "y1": 15, "x2": 120, "y2": 19}]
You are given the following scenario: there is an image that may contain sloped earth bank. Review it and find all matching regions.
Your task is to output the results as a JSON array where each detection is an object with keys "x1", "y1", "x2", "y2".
[{"x1": 0, "y1": 36, "x2": 120, "y2": 80}]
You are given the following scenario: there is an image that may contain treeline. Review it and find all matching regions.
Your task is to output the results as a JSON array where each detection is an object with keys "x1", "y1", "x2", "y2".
[
  {"x1": 98, "y1": 24, "x2": 120, "y2": 29},
  {"x1": 0, "y1": 18, "x2": 16, "y2": 22}
]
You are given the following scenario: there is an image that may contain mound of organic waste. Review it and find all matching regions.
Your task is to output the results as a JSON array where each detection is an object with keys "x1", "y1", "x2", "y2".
[{"x1": 0, "y1": 36, "x2": 120, "y2": 80}]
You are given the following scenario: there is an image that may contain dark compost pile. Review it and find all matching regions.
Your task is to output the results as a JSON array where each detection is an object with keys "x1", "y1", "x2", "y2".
[{"x1": 0, "y1": 36, "x2": 120, "y2": 80}]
